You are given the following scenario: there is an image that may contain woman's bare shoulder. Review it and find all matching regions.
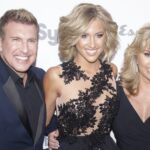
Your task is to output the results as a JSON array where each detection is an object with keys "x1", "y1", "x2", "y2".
[
  {"x1": 110, "y1": 63, "x2": 118, "y2": 79},
  {"x1": 46, "y1": 65, "x2": 62, "y2": 79}
]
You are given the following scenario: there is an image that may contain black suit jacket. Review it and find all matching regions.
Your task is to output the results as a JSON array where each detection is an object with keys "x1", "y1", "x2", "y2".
[{"x1": 0, "y1": 60, "x2": 46, "y2": 150}]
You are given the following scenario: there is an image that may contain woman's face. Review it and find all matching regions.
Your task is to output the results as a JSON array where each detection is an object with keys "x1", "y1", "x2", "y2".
[
  {"x1": 75, "y1": 18, "x2": 106, "y2": 64},
  {"x1": 137, "y1": 48, "x2": 150, "y2": 82}
]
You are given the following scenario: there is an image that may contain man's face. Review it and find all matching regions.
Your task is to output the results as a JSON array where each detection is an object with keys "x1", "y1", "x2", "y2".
[{"x1": 0, "y1": 21, "x2": 38, "y2": 77}]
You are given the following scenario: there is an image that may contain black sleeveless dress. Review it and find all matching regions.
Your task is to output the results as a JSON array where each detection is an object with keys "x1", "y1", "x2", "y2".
[
  {"x1": 55, "y1": 60, "x2": 119, "y2": 150},
  {"x1": 113, "y1": 82, "x2": 150, "y2": 150}
]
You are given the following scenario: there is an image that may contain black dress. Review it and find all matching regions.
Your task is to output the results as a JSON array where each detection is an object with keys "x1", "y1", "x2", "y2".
[
  {"x1": 113, "y1": 82, "x2": 150, "y2": 150},
  {"x1": 55, "y1": 60, "x2": 119, "y2": 150}
]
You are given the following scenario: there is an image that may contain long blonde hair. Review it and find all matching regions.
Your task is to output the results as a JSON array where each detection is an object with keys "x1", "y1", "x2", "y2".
[{"x1": 120, "y1": 23, "x2": 150, "y2": 95}]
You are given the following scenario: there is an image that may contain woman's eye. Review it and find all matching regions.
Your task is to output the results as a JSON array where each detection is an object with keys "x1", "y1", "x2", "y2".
[
  {"x1": 96, "y1": 33, "x2": 103, "y2": 38},
  {"x1": 144, "y1": 52, "x2": 150, "y2": 57},
  {"x1": 81, "y1": 34, "x2": 87, "y2": 38}
]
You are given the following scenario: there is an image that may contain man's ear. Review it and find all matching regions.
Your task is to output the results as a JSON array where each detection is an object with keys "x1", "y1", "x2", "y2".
[{"x1": 0, "y1": 38, "x2": 2, "y2": 52}]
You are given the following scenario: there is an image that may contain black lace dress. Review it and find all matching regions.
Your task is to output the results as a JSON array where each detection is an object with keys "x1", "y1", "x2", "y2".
[{"x1": 56, "y1": 60, "x2": 119, "y2": 150}]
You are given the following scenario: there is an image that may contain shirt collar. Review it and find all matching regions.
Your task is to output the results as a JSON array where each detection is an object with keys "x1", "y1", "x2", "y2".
[{"x1": 0, "y1": 57, "x2": 34, "y2": 83}]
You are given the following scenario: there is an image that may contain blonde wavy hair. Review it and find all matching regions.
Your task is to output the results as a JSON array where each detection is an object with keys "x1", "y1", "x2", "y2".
[
  {"x1": 120, "y1": 23, "x2": 150, "y2": 95},
  {"x1": 58, "y1": 3, "x2": 118, "y2": 62}
]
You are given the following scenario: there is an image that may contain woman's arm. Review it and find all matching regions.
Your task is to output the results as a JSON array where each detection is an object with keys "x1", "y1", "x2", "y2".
[{"x1": 43, "y1": 66, "x2": 60, "y2": 126}]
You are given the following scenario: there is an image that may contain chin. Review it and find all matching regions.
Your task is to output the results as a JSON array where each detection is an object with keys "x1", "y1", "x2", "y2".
[
  {"x1": 86, "y1": 58, "x2": 98, "y2": 63},
  {"x1": 15, "y1": 66, "x2": 30, "y2": 72}
]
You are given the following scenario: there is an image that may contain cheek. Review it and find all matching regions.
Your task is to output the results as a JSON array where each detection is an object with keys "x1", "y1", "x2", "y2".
[
  {"x1": 2, "y1": 42, "x2": 14, "y2": 53},
  {"x1": 32, "y1": 47, "x2": 38, "y2": 54},
  {"x1": 95, "y1": 39, "x2": 104, "y2": 48},
  {"x1": 96, "y1": 40, "x2": 104, "y2": 49},
  {"x1": 137, "y1": 60, "x2": 149, "y2": 74},
  {"x1": 76, "y1": 42, "x2": 84, "y2": 51},
  {"x1": 97, "y1": 48, "x2": 103, "y2": 57},
  {"x1": 137, "y1": 56, "x2": 148, "y2": 66},
  {"x1": 137, "y1": 60, "x2": 144, "y2": 71}
]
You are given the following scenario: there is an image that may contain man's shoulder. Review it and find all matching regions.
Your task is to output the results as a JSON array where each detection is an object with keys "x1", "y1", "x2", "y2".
[
  {"x1": 30, "y1": 66, "x2": 45, "y2": 78},
  {"x1": 31, "y1": 66, "x2": 45, "y2": 73}
]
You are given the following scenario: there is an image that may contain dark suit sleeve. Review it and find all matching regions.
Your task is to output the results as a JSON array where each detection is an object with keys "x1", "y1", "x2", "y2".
[{"x1": 45, "y1": 115, "x2": 58, "y2": 135}]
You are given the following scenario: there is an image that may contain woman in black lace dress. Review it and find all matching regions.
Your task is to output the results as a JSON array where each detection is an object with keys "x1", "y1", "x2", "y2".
[{"x1": 44, "y1": 3, "x2": 119, "y2": 150}]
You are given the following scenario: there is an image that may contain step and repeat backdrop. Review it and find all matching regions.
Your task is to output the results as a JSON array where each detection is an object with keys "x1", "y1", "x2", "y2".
[
  {"x1": 1, "y1": 0, "x2": 149, "y2": 72},
  {"x1": 1, "y1": 0, "x2": 149, "y2": 148}
]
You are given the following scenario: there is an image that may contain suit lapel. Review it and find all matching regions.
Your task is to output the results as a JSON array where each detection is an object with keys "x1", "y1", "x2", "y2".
[
  {"x1": 3, "y1": 76, "x2": 27, "y2": 125},
  {"x1": 33, "y1": 76, "x2": 45, "y2": 145}
]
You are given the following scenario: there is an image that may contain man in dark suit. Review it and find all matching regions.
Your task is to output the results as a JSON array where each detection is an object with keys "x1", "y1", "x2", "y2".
[{"x1": 0, "y1": 8, "x2": 54, "y2": 150}]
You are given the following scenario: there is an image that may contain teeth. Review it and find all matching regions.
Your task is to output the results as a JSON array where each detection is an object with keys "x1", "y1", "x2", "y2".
[
  {"x1": 15, "y1": 56, "x2": 28, "y2": 60},
  {"x1": 86, "y1": 50, "x2": 97, "y2": 55}
]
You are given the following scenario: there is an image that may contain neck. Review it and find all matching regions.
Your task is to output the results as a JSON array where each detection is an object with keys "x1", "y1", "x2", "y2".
[
  {"x1": 73, "y1": 59, "x2": 101, "y2": 74},
  {"x1": 138, "y1": 80, "x2": 150, "y2": 95}
]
